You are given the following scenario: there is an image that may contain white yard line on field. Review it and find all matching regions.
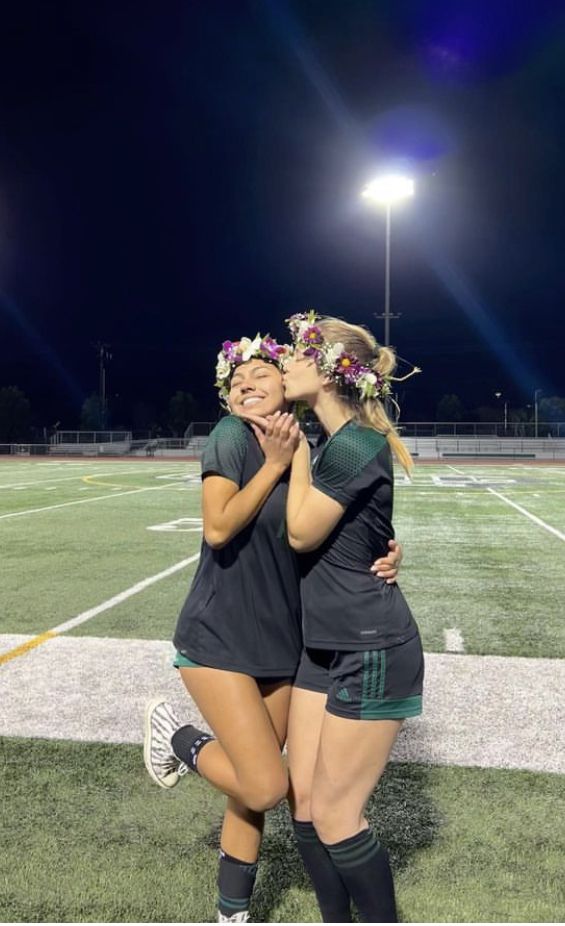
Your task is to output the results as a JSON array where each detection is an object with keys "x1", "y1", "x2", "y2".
[
  {"x1": 0, "y1": 553, "x2": 201, "y2": 666},
  {"x1": 486, "y1": 487, "x2": 565, "y2": 542},
  {"x1": 0, "y1": 483, "x2": 176, "y2": 521},
  {"x1": 444, "y1": 628, "x2": 465, "y2": 653},
  {"x1": 446, "y1": 464, "x2": 466, "y2": 475},
  {"x1": 52, "y1": 554, "x2": 201, "y2": 633}
]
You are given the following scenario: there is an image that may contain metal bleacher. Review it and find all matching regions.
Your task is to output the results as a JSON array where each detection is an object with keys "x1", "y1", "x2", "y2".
[{"x1": 2, "y1": 422, "x2": 564, "y2": 461}]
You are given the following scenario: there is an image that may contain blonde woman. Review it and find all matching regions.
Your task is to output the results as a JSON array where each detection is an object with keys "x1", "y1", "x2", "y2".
[{"x1": 250, "y1": 314, "x2": 423, "y2": 923}]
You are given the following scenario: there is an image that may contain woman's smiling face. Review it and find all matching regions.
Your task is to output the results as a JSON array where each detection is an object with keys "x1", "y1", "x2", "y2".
[{"x1": 227, "y1": 359, "x2": 287, "y2": 418}]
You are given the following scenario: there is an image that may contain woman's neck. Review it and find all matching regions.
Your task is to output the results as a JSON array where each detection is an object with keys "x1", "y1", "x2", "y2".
[{"x1": 311, "y1": 391, "x2": 353, "y2": 436}]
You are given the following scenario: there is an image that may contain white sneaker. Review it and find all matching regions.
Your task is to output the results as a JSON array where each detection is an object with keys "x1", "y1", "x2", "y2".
[
  {"x1": 217, "y1": 912, "x2": 249, "y2": 923},
  {"x1": 143, "y1": 698, "x2": 189, "y2": 789}
]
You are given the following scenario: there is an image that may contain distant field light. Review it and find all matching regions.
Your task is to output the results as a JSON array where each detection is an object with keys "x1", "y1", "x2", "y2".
[{"x1": 361, "y1": 174, "x2": 415, "y2": 205}]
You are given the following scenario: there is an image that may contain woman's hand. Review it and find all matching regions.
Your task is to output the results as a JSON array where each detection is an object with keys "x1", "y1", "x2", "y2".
[
  {"x1": 370, "y1": 539, "x2": 403, "y2": 585},
  {"x1": 243, "y1": 411, "x2": 301, "y2": 469}
]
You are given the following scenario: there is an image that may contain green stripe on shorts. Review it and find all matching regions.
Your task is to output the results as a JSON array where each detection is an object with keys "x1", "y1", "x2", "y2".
[{"x1": 360, "y1": 694, "x2": 422, "y2": 720}]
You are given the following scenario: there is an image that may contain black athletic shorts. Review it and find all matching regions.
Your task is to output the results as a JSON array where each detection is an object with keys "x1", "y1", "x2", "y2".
[{"x1": 293, "y1": 634, "x2": 424, "y2": 720}]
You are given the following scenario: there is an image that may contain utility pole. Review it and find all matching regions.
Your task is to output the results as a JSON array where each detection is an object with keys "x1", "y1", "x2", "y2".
[{"x1": 95, "y1": 342, "x2": 112, "y2": 430}]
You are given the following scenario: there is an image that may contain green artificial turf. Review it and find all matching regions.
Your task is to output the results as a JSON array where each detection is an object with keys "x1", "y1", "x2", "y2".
[{"x1": 1, "y1": 738, "x2": 563, "y2": 923}]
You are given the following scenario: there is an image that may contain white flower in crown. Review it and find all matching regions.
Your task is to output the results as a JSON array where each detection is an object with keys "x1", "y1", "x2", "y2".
[
  {"x1": 357, "y1": 371, "x2": 378, "y2": 400},
  {"x1": 241, "y1": 334, "x2": 262, "y2": 361},
  {"x1": 325, "y1": 341, "x2": 345, "y2": 365},
  {"x1": 216, "y1": 353, "x2": 232, "y2": 380}
]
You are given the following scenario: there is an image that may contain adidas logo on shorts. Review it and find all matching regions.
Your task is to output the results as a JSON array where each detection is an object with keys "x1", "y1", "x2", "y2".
[{"x1": 336, "y1": 687, "x2": 352, "y2": 702}]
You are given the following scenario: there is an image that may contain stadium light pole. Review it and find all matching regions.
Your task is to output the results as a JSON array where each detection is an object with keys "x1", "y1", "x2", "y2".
[
  {"x1": 361, "y1": 174, "x2": 415, "y2": 347},
  {"x1": 494, "y1": 391, "x2": 508, "y2": 434},
  {"x1": 534, "y1": 388, "x2": 542, "y2": 439}
]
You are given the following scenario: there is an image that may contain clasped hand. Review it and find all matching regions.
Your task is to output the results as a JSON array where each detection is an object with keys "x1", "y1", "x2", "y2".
[{"x1": 241, "y1": 410, "x2": 301, "y2": 468}]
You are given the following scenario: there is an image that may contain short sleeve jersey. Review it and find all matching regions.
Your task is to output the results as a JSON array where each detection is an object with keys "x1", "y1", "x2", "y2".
[
  {"x1": 299, "y1": 420, "x2": 418, "y2": 651},
  {"x1": 173, "y1": 415, "x2": 302, "y2": 676}
]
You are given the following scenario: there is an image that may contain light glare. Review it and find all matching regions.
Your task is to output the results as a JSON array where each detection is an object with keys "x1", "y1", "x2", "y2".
[{"x1": 362, "y1": 174, "x2": 415, "y2": 205}]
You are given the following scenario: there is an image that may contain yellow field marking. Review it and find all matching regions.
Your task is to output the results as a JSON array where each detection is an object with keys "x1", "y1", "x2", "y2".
[{"x1": 0, "y1": 631, "x2": 58, "y2": 666}]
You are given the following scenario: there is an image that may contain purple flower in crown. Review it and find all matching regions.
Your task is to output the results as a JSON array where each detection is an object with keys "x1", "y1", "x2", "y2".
[
  {"x1": 335, "y1": 352, "x2": 363, "y2": 384},
  {"x1": 221, "y1": 340, "x2": 240, "y2": 363},
  {"x1": 260, "y1": 336, "x2": 286, "y2": 361},
  {"x1": 302, "y1": 325, "x2": 324, "y2": 348}
]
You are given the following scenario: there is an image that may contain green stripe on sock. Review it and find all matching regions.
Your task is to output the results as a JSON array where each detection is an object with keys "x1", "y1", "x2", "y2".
[
  {"x1": 219, "y1": 895, "x2": 249, "y2": 910},
  {"x1": 327, "y1": 831, "x2": 373, "y2": 857},
  {"x1": 332, "y1": 841, "x2": 381, "y2": 869},
  {"x1": 326, "y1": 831, "x2": 383, "y2": 870},
  {"x1": 327, "y1": 832, "x2": 375, "y2": 860}
]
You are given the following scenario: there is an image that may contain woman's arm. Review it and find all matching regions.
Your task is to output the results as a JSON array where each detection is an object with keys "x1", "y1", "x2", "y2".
[
  {"x1": 286, "y1": 436, "x2": 345, "y2": 552},
  {"x1": 203, "y1": 466, "x2": 286, "y2": 549},
  {"x1": 203, "y1": 413, "x2": 300, "y2": 549}
]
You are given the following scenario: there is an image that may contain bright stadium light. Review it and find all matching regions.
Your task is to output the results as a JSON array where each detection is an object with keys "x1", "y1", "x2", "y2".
[
  {"x1": 361, "y1": 174, "x2": 415, "y2": 205},
  {"x1": 361, "y1": 173, "x2": 415, "y2": 347}
]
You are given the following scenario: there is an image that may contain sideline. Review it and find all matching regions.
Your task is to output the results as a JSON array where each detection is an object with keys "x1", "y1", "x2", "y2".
[{"x1": 1, "y1": 636, "x2": 563, "y2": 774}]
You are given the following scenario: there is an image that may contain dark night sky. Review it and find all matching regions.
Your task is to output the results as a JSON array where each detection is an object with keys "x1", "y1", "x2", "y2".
[{"x1": 0, "y1": 0, "x2": 564, "y2": 428}]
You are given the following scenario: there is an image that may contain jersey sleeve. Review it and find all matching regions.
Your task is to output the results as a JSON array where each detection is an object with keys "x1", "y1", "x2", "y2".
[
  {"x1": 313, "y1": 426, "x2": 390, "y2": 506},
  {"x1": 201, "y1": 416, "x2": 249, "y2": 485}
]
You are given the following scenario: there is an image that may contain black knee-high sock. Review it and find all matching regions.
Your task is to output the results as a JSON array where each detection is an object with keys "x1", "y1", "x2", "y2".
[
  {"x1": 217, "y1": 850, "x2": 258, "y2": 918},
  {"x1": 293, "y1": 820, "x2": 352, "y2": 923},
  {"x1": 323, "y1": 829, "x2": 397, "y2": 924},
  {"x1": 171, "y1": 724, "x2": 214, "y2": 773}
]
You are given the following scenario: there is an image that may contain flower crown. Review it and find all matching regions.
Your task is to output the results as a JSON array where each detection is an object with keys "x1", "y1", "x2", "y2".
[
  {"x1": 286, "y1": 311, "x2": 391, "y2": 401},
  {"x1": 215, "y1": 334, "x2": 289, "y2": 404}
]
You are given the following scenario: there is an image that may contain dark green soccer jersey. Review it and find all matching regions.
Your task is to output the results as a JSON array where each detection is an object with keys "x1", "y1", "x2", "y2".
[
  {"x1": 173, "y1": 415, "x2": 302, "y2": 676},
  {"x1": 299, "y1": 420, "x2": 418, "y2": 651}
]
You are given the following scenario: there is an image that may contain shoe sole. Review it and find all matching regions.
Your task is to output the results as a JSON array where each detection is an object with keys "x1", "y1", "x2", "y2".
[{"x1": 143, "y1": 697, "x2": 178, "y2": 789}]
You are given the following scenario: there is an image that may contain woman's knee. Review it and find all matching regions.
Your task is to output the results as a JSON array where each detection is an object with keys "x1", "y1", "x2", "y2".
[
  {"x1": 240, "y1": 769, "x2": 288, "y2": 812},
  {"x1": 311, "y1": 795, "x2": 364, "y2": 844}
]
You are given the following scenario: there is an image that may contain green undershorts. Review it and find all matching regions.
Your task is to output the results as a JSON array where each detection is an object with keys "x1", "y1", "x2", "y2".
[
  {"x1": 173, "y1": 651, "x2": 204, "y2": 669},
  {"x1": 173, "y1": 651, "x2": 292, "y2": 685}
]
